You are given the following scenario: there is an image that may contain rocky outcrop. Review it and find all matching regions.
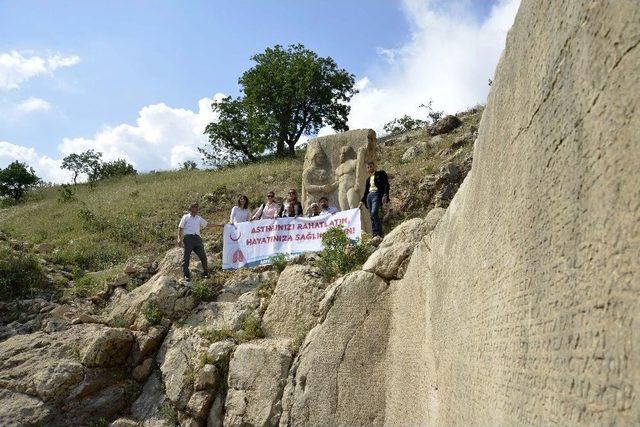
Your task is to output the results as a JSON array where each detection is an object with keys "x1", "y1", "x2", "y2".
[
  {"x1": 279, "y1": 271, "x2": 391, "y2": 426},
  {"x1": 225, "y1": 339, "x2": 294, "y2": 426},
  {"x1": 262, "y1": 265, "x2": 327, "y2": 342},
  {"x1": 385, "y1": 0, "x2": 640, "y2": 425},
  {"x1": 0, "y1": 324, "x2": 138, "y2": 425}
]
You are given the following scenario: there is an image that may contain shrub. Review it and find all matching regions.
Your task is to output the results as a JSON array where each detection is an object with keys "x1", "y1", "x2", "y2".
[
  {"x1": 0, "y1": 247, "x2": 49, "y2": 301},
  {"x1": 58, "y1": 184, "x2": 76, "y2": 203},
  {"x1": 191, "y1": 279, "x2": 218, "y2": 302},
  {"x1": 383, "y1": 115, "x2": 426, "y2": 135},
  {"x1": 49, "y1": 241, "x2": 127, "y2": 271},
  {"x1": 315, "y1": 226, "x2": 371, "y2": 279},
  {"x1": 98, "y1": 159, "x2": 137, "y2": 180},
  {"x1": 67, "y1": 272, "x2": 102, "y2": 298},
  {"x1": 143, "y1": 301, "x2": 162, "y2": 325},
  {"x1": 269, "y1": 253, "x2": 288, "y2": 273},
  {"x1": 201, "y1": 312, "x2": 264, "y2": 343}
]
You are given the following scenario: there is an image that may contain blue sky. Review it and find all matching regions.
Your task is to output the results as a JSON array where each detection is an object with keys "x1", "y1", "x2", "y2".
[{"x1": 0, "y1": 0, "x2": 519, "y2": 182}]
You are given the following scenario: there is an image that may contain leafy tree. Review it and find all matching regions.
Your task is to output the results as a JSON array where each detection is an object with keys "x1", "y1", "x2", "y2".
[
  {"x1": 0, "y1": 161, "x2": 41, "y2": 201},
  {"x1": 98, "y1": 159, "x2": 136, "y2": 180},
  {"x1": 181, "y1": 160, "x2": 198, "y2": 170},
  {"x1": 201, "y1": 96, "x2": 275, "y2": 164},
  {"x1": 61, "y1": 150, "x2": 103, "y2": 184},
  {"x1": 238, "y1": 44, "x2": 357, "y2": 157}
]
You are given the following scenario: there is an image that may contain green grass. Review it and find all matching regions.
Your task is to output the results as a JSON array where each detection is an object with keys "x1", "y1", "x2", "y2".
[
  {"x1": 0, "y1": 245, "x2": 50, "y2": 301},
  {"x1": 0, "y1": 156, "x2": 303, "y2": 272},
  {"x1": 201, "y1": 312, "x2": 264, "y2": 344}
]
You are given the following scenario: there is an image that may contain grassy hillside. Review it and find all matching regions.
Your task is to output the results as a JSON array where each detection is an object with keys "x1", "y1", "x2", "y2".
[
  {"x1": 0, "y1": 157, "x2": 302, "y2": 271},
  {"x1": 0, "y1": 106, "x2": 482, "y2": 276}
]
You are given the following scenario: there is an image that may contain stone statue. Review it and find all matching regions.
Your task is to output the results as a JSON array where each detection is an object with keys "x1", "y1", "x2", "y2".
[
  {"x1": 301, "y1": 129, "x2": 377, "y2": 233},
  {"x1": 301, "y1": 144, "x2": 334, "y2": 203},
  {"x1": 333, "y1": 146, "x2": 367, "y2": 210}
]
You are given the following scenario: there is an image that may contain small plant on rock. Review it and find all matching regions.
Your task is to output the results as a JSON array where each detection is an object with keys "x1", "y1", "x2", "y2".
[
  {"x1": 269, "y1": 253, "x2": 288, "y2": 273},
  {"x1": 191, "y1": 279, "x2": 218, "y2": 302},
  {"x1": 315, "y1": 226, "x2": 372, "y2": 279},
  {"x1": 143, "y1": 301, "x2": 162, "y2": 325}
]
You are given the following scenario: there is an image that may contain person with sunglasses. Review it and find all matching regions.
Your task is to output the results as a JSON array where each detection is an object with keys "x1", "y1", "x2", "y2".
[
  {"x1": 279, "y1": 188, "x2": 303, "y2": 218},
  {"x1": 251, "y1": 191, "x2": 280, "y2": 220}
]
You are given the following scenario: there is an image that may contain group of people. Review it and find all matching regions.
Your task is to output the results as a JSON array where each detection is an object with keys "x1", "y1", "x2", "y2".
[
  {"x1": 229, "y1": 188, "x2": 339, "y2": 224},
  {"x1": 177, "y1": 161, "x2": 389, "y2": 281}
]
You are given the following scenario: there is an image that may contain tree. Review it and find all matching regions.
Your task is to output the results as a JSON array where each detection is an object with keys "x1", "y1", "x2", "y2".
[
  {"x1": 238, "y1": 44, "x2": 357, "y2": 157},
  {"x1": 201, "y1": 96, "x2": 276, "y2": 165},
  {"x1": 383, "y1": 115, "x2": 427, "y2": 135},
  {"x1": 181, "y1": 160, "x2": 198, "y2": 170},
  {"x1": 0, "y1": 161, "x2": 41, "y2": 201},
  {"x1": 61, "y1": 150, "x2": 103, "y2": 184},
  {"x1": 98, "y1": 159, "x2": 136, "y2": 180}
]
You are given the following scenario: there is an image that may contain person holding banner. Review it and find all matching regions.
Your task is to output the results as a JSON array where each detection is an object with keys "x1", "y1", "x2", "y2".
[
  {"x1": 279, "y1": 188, "x2": 303, "y2": 218},
  {"x1": 319, "y1": 196, "x2": 339, "y2": 215},
  {"x1": 358, "y1": 161, "x2": 390, "y2": 237},
  {"x1": 307, "y1": 203, "x2": 321, "y2": 217},
  {"x1": 251, "y1": 191, "x2": 280, "y2": 220},
  {"x1": 229, "y1": 195, "x2": 250, "y2": 224},
  {"x1": 178, "y1": 203, "x2": 214, "y2": 282}
]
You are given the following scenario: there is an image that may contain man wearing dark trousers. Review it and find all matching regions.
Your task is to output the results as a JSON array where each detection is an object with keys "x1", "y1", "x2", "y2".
[
  {"x1": 358, "y1": 161, "x2": 390, "y2": 237},
  {"x1": 178, "y1": 203, "x2": 212, "y2": 282}
]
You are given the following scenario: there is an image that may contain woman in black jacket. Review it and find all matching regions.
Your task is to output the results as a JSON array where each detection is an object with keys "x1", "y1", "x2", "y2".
[
  {"x1": 358, "y1": 162, "x2": 390, "y2": 237},
  {"x1": 279, "y1": 188, "x2": 303, "y2": 218}
]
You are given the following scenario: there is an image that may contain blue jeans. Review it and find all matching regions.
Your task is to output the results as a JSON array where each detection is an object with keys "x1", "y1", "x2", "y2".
[{"x1": 367, "y1": 192, "x2": 383, "y2": 237}]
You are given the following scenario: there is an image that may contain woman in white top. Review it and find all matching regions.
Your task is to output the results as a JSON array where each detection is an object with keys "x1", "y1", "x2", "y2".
[
  {"x1": 251, "y1": 191, "x2": 280, "y2": 220},
  {"x1": 229, "y1": 195, "x2": 251, "y2": 224}
]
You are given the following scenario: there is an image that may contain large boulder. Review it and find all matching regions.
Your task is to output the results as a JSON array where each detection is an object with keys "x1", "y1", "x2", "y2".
[
  {"x1": 107, "y1": 275, "x2": 181, "y2": 328},
  {"x1": 385, "y1": 1, "x2": 640, "y2": 425},
  {"x1": 261, "y1": 265, "x2": 328, "y2": 341},
  {"x1": 279, "y1": 271, "x2": 391, "y2": 426},
  {"x1": 429, "y1": 114, "x2": 462, "y2": 135},
  {"x1": 224, "y1": 339, "x2": 294, "y2": 427},
  {"x1": 81, "y1": 327, "x2": 134, "y2": 367},
  {"x1": 0, "y1": 325, "x2": 134, "y2": 425}
]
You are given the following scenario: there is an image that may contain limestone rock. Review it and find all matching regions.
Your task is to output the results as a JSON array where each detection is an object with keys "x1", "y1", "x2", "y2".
[
  {"x1": 107, "y1": 275, "x2": 180, "y2": 328},
  {"x1": 363, "y1": 242, "x2": 413, "y2": 280},
  {"x1": 206, "y1": 340, "x2": 236, "y2": 365},
  {"x1": 207, "y1": 391, "x2": 225, "y2": 427},
  {"x1": 194, "y1": 364, "x2": 219, "y2": 391},
  {"x1": 187, "y1": 391, "x2": 213, "y2": 421},
  {"x1": 132, "y1": 358, "x2": 154, "y2": 382},
  {"x1": 280, "y1": 271, "x2": 391, "y2": 426},
  {"x1": 262, "y1": 265, "x2": 328, "y2": 341},
  {"x1": 385, "y1": 1, "x2": 640, "y2": 425},
  {"x1": 81, "y1": 327, "x2": 134, "y2": 367},
  {"x1": 224, "y1": 339, "x2": 294, "y2": 427},
  {"x1": 401, "y1": 145, "x2": 418, "y2": 162},
  {"x1": 217, "y1": 271, "x2": 278, "y2": 302},
  {"x1": 111, "y1": 418, "x2": 139, "y2": 427},
  {"x1": 131, "y1": 370, "x2": 165, "y2": 421},
  {"x1": 429, "y1": 114, "x2": 462, "y2": 135}
]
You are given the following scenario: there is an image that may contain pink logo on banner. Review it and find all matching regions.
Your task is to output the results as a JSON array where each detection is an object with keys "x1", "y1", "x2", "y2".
[{"x1": 232, "y1": 249, "x2": 245, "y2": 264}]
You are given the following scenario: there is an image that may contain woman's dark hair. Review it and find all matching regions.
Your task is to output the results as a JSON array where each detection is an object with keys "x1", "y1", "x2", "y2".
[
  {"x1": 237, "y1": 195, "x2": 249, "y2": 209},
  {"x1": 288, "y1": 188, "x2": 298, "y2": 202}
]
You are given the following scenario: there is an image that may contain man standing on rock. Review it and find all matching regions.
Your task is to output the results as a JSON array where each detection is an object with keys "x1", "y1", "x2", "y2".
[
  {"x1": 358, "y1": 161, "x2": 390, "y2": 237},
  {"x1": 178, "y1": 203, "x2": 212, "y2": 282}
]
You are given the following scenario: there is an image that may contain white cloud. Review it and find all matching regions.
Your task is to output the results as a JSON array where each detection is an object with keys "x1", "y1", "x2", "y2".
[
  {"x1": 59, "y1": 94, "x2": 225, "y2": 173},
  {"x1": 348, "y1": 0, "x2": 520, "y2": 131},
  {"x1": 0, "y1": 51, "x2": 80, "y2": 90},
  {"x1": 15, "y1": 97, "x2": 51, "y2": 113},
  {"x1": 0, "y1": 140, "x2": 72, "y2": 183}
]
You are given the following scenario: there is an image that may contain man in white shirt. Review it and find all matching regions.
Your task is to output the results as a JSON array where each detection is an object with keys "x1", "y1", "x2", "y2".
[
  {"x1": 319, "y1": 196, "x2": 339, "y2": 215},
  {"x1": 178, "y1": 203, "x2": 212, "y2": 281}
]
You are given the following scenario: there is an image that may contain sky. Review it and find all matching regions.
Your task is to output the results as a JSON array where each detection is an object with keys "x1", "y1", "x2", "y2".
[{"x1": 0, "y1": 0, "x2": 520, "y2": 183}]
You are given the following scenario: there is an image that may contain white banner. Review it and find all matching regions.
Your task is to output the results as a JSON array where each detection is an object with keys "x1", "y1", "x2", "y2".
[{"x1": 222, "y1": 208, "x2": 361, "y2": 270}]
